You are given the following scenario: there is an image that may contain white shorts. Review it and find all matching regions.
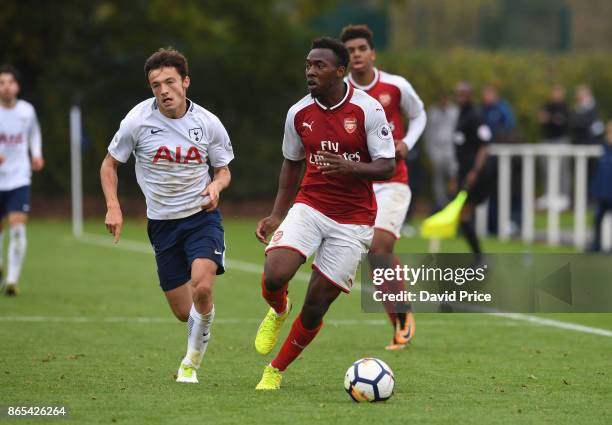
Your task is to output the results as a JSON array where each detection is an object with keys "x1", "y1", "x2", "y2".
[
  {"x1": 265, "y1": 203, "x2": 374, "y2": 293},
  {"x1": 373, "y1": 182, "x2": 412, "y2": 239}
]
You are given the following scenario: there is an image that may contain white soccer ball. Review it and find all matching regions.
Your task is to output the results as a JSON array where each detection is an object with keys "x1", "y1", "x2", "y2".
[{"x1": 344, "y1": 357, "x2": 395, "y2": 402}]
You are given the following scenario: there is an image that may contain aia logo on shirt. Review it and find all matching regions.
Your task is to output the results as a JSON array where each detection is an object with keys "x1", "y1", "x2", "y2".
[
  {"x1": 152, "y1": 146, "x2": 203, "y2": 164},
  {"x1": 378, "y1": 93, "x2": 392, "y2": 107},
  {"x1": 344, "y1": 117, "x2": 357, "y2": 134},
  {"x1": 0, "y1": 133, "x2": 23, "y2": 145}
]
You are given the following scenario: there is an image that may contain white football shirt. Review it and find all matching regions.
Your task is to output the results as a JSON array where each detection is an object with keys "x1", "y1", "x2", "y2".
[
  {"x1": 0, "y1": 100, "x2": 42, "y2": 191},
  {"x1": 108, "y1": 98, "x2": 234, "y2": 220}
]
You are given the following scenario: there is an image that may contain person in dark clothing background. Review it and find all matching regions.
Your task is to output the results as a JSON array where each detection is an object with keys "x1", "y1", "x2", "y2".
[
  {"x1": 481, "y1": 84, "x2": 519, "y2": 235},
  {"x1": 571, "y1": 84, "x2": 605, "y2": 146},
  {"x1": 589, "y1": 121, "x2": 612, "y2": 253},
  {"x1": 537, "y1": 84, "x2": 571, "y2": 211},
  {"x1": 452, "y1": 82, "x2": 494, "y2": 256},
  {"x1": 572, "y1": 84, "x2": 606, "y2": 198},
  {"x1": 540, "y1": 84, "x2": 570, "y2": 142}
]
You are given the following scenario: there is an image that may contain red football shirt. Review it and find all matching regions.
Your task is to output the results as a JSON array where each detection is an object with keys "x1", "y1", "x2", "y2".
[
  {"x1": 283, "y1": 84, "x2": 395, "y2": 225},
  {"x1": 348, "y1": 68, "x2": 424, "y2": 185}
]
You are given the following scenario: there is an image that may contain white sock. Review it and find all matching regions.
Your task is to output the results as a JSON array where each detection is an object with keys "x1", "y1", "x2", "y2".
[
  {"x1": 183, "y1": 304, "x2": 215, "y2": 368},
  {"x1": 0, "y1": 230, "x2": 4, "y2": 272},
  {"x1": 7, "y1": 224, "x2": 26, "y2": 285}
]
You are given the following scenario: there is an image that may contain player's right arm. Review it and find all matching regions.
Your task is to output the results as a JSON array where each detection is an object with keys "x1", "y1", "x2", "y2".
[
  {"x1": 397, "y1": 77, "x2": 426, "y2": 156},
  {"x1": 255, "y1": 159, "x2": 304, "y2": 244},
  {"x1": 100, "y1": 153, "x2": 123, "y2": 243},
  {"x1": 255, "y1": 106, "x2": 306, "y2": 244},
  {"x1": 101, "y1": 112, "x2": 138, "y2": 243}
]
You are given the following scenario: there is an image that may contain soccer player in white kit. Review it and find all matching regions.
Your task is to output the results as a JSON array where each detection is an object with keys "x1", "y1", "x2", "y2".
[
  {"x1": 100, "y1": 48, "x2": 234, "y2": 383},
  {"x1": 0, "y1": 65, "x2": 44, "y2": 296},
  {"x1": 253, "y1": 37, "x2": 395, "y2": 390},
  {"x1": 341, "y1": 25, "x2": 426, "y2": 350}
]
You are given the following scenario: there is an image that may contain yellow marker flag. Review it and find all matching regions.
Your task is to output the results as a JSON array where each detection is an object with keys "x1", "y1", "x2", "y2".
[{"x1": 420, "y1": 191, "x2": 468, "y2": 239}]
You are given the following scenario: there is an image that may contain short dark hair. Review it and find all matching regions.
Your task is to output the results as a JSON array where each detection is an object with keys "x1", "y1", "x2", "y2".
[
  {"x1": 340, "y1": 24, "x2": 374, "y2": 49},
  {"x1": 311, "y1": 37, "x2": 349, "y2": 68},
  {"x1": 0, "y1": 64, "x2": 20, "y2": 82},
  {"x1": 144, "y1": 47, "x2": 189, "y2": 81}
]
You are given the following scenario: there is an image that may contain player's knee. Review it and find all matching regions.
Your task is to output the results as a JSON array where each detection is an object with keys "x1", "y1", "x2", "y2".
[
  {"x1": 262, "y1": 272, "x2": 287, "y2": 293},
  {"x1": 369, "y1": 243, "x2": 392, "y2": 255},
  {"x1": 370, "y1": 232, "x2": 395, "y2": 255},
  {"x1": 191, "y1": 278, "x2": 214, "y2": 302}
]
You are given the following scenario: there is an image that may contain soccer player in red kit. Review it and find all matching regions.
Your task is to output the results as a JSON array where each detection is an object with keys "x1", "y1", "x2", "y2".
[
  {"x1": 253, "y1": 37, "x2": 396, "y2": 390},
  {"x1": 341, "y1": 25, "x2": 427, "y2": 350}
]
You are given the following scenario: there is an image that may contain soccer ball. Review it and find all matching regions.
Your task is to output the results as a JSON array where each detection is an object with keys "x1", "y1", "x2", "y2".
[{"x1": 344, "y1": 357, "x2": 395, "y2": 402}]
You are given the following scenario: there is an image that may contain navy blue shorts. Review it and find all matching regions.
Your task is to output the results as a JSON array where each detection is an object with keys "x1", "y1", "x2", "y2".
[
  {"x1": 0, "y1": 185, "x2": 31, "y2": 217},
  {"x1": 147, "y1": 209, "x2": 225, "y2": 292}
]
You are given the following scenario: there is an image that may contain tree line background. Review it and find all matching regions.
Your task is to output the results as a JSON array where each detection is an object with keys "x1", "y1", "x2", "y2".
[{"x1": 1, "y1": 0, "x2": 611, "y2": 207}]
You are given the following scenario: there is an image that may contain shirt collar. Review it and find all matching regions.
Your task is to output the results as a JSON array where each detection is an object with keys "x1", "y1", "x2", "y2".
[
  {"x1": 313, "y1": 82, "x2": 352, "y2": 111},
  {"x1": 348, "y1": 68, "x2": 379, "y2": 92}
]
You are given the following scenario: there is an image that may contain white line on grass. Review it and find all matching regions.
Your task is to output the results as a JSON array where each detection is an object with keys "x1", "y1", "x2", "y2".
[
  {"x1": 74, "y1": 232, "x2": 612, "y2": 338},
  {"x1": 490, "y1": 313, "x2": 612, "y2": 337},
  {"x1": 0, "y1": 315, "x2": 386, "y2": 327},
  {"x1": 77, "y1": 232, "x2": 313, "y2": 282}
]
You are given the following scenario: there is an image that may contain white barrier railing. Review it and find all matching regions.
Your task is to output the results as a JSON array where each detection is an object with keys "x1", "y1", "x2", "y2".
[
  {"x1": 486, "y1": 143, "x2": 604, "y2": 249},
  {"x1": 603, "y1": 214, "x2": 612, "y2": 251},
  {"x1": 70, "y1": 105, "x2": 83, "y2": 238}
]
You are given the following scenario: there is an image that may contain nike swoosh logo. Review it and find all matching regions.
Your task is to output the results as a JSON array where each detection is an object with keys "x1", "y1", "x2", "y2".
[
  {"x1": 151, "y1": 128, "x2": 164, "y2": 134},
  {"x1": 214, "y1": 250, "x2": 222, "y2": 255},
  {"x1": 402, "y1": 325, "x2": 412, "y2": 339}
]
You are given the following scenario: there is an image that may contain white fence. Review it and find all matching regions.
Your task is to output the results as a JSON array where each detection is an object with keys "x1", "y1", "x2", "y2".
[{"x1": 483, "y1": 143, "x2": 607, "y2": 249}]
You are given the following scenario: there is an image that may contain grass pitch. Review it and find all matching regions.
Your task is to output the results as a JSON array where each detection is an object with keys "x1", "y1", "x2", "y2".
[{"x1": 0, "y1": 218, "x2": 611, "y2": 424}]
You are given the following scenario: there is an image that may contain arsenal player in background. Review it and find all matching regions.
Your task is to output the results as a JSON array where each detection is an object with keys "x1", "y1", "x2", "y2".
[
  {"x1": 341, "y1": 25, "x2": 427, "y2": 350},
  {"x1": 100, "y1": 47, "x2": 234, "y2": 384},
  {"x1": 253, "y1": 36, "x2": 395, "y2": 390}
]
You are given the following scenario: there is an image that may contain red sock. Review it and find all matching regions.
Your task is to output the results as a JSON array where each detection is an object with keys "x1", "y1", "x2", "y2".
[
  {"x1": 393, "y1": 257, "x2": 408, "y2": 312},
  {"x1": 261, "y1": 273, "x2": 288, "y2": 314},
  {"x1": 271, "y1": 314, "x2": 322, "y2": 371},
  {"x1": 378, "y1": 257, "x2": 408, "y2": 325},
  {"x1": 379, "y1": 279, "x2": 398, "y2": 324}
]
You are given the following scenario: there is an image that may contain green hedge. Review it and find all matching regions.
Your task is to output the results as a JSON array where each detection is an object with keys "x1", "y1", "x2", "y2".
[{"x1": 379, "y1": 48, "x2": 612, "y2": 144}]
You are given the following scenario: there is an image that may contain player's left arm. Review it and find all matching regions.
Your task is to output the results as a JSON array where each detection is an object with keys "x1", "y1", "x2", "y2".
[
  {"x1": 29, "y1": 108, "x2": 44, "y2": 171},
  {"x1": 202, "y1": 116, "x2": 234, "y2": 212},
  {"x1": 397, "y1": 78, "x2": 427, "y2": 159},
  {"x1": 318, "y1": 99, "x2": 396, "y2": 180},
  {"x1": 317, "y1": 152, "x2": 394, "y2": 180},
  {"x1": 202, "y1": 165, "x2": 231, "y2": 212}
]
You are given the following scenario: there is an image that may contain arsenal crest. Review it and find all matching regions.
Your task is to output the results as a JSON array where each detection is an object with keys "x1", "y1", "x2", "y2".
[
  {"x1": 378, "y1": 92, "x2": 392, "y2": 107},
  {"x1": 189, "y1": 127, "x2": 203, "y2": 142},
  {"x1": 272, "y1": 231, "x2": 283, "y2": 243},
  {"x1": 344, "y1": 117, "x2": 357, "y2": 134}
]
